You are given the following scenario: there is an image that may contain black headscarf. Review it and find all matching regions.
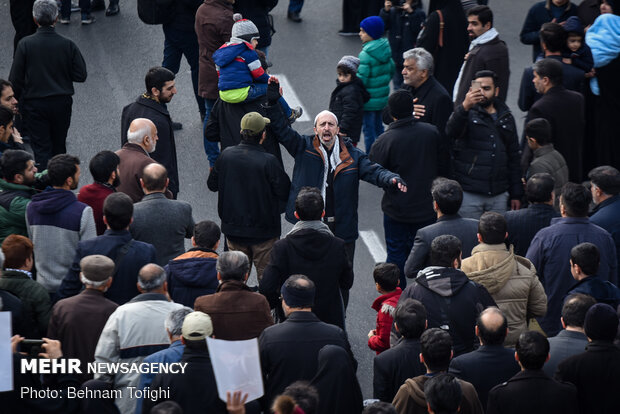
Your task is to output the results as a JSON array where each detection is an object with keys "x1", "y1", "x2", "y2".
[{"x1": 309, "y1": 345, "x2": 363, "y2": 414}]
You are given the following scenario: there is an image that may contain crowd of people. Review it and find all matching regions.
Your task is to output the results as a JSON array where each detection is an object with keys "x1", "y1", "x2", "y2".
[{"x1": 2, "y1": 0, "x2": 620, "y2": 413}]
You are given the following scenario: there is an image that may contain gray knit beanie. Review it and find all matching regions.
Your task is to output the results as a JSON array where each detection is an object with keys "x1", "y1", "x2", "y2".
[
  {"x1": 231, "y1": 14, "x2": 260, "y2": 43},
  {"x1": 337, "y1": 55, "x2": 360, "y2": 73}
]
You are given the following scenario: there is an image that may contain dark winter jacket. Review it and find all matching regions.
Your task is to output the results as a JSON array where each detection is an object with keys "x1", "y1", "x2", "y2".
[
  {"x1": 233, "y1": 0, "x2": 277, "y2": 49},
  {"x1": 526, "y1": 217, "x2": 618, "y2": 336},
  {"x1": 417, "y1": 0, "x2": 469, "y2": 94},
  {"x1": 195, "y1": 0, "x2": 234, "y2": 100},
  {"x1": 0, "y1": 269, "x2": 51, "y2": 338},
  {"x1": 380, "y1": 4, "x2": 426, "y2": 72},
  {"x1": 373, "y1": 337, "x2": 425, "y2": 402},
  {"x1": 260, "y1": 227, "x2": 354, "y2": 329},
  {"x1": 120, "y1": 96, "x2": 179, "y2": 196},
  {"x1": 447, "y1": 101, "x2": 523, "y2": 199},
  {"x1": 143, "y1": 346, "x2": 227, "y2": 414},
  {"x1": 0, "y1": 178, "x2": 36, "y2": 242},
  {"x1": 369, "y1": 288, "x2": 402, "y2": 354},
  {"x1": 165, "y1": 248, "x2": 219, "y2": 308},
  {"x1": 207, "y1": 141, "x2": 290, "y2": 240},
  {"x1": 590, "y1": 195, "x2": 620, "y2": 278},
  {"x1": 520, "y1": 0, "x2": 578, "y2": 61},
  {"x1": 165, "y1": 0, "x2": 202, "y2": 32},
  {"x1": 266, "y1": 104, "x2": 400, "y2": 242},
  {"x1": 454, "y1": 36, "x2": 510, "y2": 104},
  {"x1": 56, "y1": 229, "x2": 157, "y2": 305},
  {"x1": 329, "y1": 76, "x2": 370, "y2": 142},
  {"x1": 399, "y1": 266, "x2": 496, "y2": 355},
  {"x1": 213, "y1": 40, "x2": 269, "y2": 92},
  {"x1": 369, "y1": 115, "x2": 450, "y2": 223},
  {"x1": 504, "y1": 203, "x2": 559, "y2": 257},
  {"x1": 566, "y1": 276, "x2": 620, "y2": 308},
  {"x1": 526, "y1": 144, "x2": 569, "y2": 203}
]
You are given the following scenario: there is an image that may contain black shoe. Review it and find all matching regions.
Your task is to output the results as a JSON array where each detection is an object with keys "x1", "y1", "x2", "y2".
[
  {"x1": 172, "y1": 121, "x2": 183, "y2": 131},
  {"x1": 91, "y1": 0, "x2": 105, "y2": 11},
  {"x1": 105, "y1": 4, "x2": 119, "y2": 16},
  {"x1": 287, "y1": 11, "x2": 302, "y2": 22}
]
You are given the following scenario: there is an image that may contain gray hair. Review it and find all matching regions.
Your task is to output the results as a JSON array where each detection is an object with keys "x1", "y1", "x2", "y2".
[
  {"x1": 80, "y1": 274, "x2": 111, "y2": 288},
  {"x1": 32, "y1": 0, "x2": 58, "y2": 26},
  {"x1": 216, "y1": 251, "x2": 249, "y2": 281},
  {"x1": 126, "y1": 123, "x2": 151, "y2": 145},
  {"x1": 138, "y1": 263, "x2": 167, "y2": 291},
  {"x1": 403, "y1": 48, "x2": 434, "y2": 75},
  {"x1": 164, "y1": 307, "x2": 192, "y2": 337},
  {"x1": 313, "y1": 110, "x2": 338, "y2": 127}
]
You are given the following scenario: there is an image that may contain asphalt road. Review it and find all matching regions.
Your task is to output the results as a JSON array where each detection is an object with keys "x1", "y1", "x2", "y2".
[{"x1": 0, "y1": 0, "x2": 540, "y2": 399}]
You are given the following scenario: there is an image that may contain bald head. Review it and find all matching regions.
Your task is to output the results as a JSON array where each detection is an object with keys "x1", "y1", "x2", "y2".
[
  {"x1": 127, "y1": 118, "x2": 157, "y2": 152},
  {"x1": 137, "y1": 263, "x2": 167, "y2": 293},
  {"x1": 141, "y1": 163, "x2": 168, "y2": 193},
  {"x1": 476, "y1": 307, "x2": 508, "y2": 345}
]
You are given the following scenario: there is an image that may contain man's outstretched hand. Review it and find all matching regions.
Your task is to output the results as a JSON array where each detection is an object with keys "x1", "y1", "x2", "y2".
[{"x1": 267, "y1": 77, "x2": 281, "y2": 106}]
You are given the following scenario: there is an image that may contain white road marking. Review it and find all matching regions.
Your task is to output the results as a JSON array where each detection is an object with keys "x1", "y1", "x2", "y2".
[
  {"x1": 360, "y1": 230, "x2": 387, "y2": 264},
  {"x1": 271, "y1": 74, "x2": 311, "y2": 122}
]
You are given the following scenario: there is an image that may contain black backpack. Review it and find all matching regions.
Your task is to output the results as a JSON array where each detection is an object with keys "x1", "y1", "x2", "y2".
[{"x1": 137, "y1": 0, "x2": 175, "y2": 25}]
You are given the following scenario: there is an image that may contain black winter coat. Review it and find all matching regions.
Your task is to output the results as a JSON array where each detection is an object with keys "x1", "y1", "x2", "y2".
[
  {"x1": 417, "y1": 0, "x2": 469, "y2": 94},
  {"x1": 120, "y1": 96, "x2": 180, "y2": 196},
  {"x1": 398, "y1": 266, "x2": 496, "y2": 356},
  {"x1": 207, "y1": 142, "x2": 290, "y2": 240},
  {"x1": 369, "y1": 115, "x2": 449, "y2": 223},
  {"x1": 526, "y1": 85, "x2": 584, "y2": 182},
  {"x1": 165, "y1": 0, "x2": 203, "y2": 32},
  {"x1": 260, "y1": 228, "x2": 353, "y2": 329},
  {"x1": 380, "y1": 4, "x2": 426, "y2": 73},
  {"x1": 373, "y1": 337, "x2": 425, "y2": 402},
  {"x1": 447, "y1": 101, "x2": 522, "y2": 199},
  {"x1": 143, "y1": 347, "x2": 226, "y2": 414},
  {"x1": 233, "y1": 0, "x2": 277, "y2": 49},
  {"x1": 329, "y1": 77, "x2": 369, "y2": 143}
]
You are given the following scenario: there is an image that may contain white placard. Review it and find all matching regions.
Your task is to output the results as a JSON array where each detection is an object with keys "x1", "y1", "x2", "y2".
[
  {"x1": 0, "y1": 312, "x2": 13, "y2": 392},
  {"x1": 206, "y1": 337, "x2": 264, "y2": 403}
]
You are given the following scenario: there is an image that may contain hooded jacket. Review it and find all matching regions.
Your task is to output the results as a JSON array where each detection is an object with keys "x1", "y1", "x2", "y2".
[
  {"x1": 329, "y1": 76, "x2": 370, "y2": 142},
  {"x1": 369, "y1": 288, "x2": 402, "y2": 354},
  {"x1": 0, "y1": 178, "x2": 37, "y2": 243},
  {"x1": 358, "y1": 37, "x2": 396, "y2": 111},
  {"x1": 392, "y1": 374, "x2": 483, "y2": 414},
  {"x1": 261, "y1": 227, "x2": 354, "y2": 329},
  {"x1": 165, "y1": 248, "x2": 219, "y2": 308},
  {"x1": 212, "y1": 40, "x2": 269, "y2": 94},
  {"x1": 26, "y1": 188, "x2": 96, "y2": 293},
  {"x1": 400, "y1": 266, "x2": 496, "y2": 355},
  {"x1": 461, "y1": 243, "x2": 547, "y2": 346}
]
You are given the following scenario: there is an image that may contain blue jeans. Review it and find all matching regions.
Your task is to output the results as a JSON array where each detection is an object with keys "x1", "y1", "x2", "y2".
[
  {"x1": 459, "y1": 191, "x2": 510, "y2": 219},
  {"x1": 384, "y1": 214, "x2": 436, "y2": 289},
  {"x1": 202, "y1": 99, "x2": 220, "y2": 167},
  {"x1": 363, "y1": 110, "x2": 384, "y2": 152},
  {"x1": 288, "y1": 0, "x2": 304, "y2": 13},
  {"x1": 162, "y1": 25, "x2": 206, "y2": 117},
  {"x1": 246, "y1": 84, "x2": 293, "y2": 118}
]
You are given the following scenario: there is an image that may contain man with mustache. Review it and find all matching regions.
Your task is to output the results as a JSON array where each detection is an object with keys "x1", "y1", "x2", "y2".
[{"x1": 446, "y1": 70, "x2": 522, "y2": 220}]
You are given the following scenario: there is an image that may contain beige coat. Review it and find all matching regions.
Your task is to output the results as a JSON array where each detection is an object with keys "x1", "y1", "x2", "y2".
[{"x1": 461, "y1": 243, "x2": 547, "y2": 346}]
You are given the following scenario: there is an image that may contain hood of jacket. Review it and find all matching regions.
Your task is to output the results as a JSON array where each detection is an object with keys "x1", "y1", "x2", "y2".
[
  {"x1": 415, "y1": 266, "x2": 472, "y2": 297},
  {"x1": 29, "y1": 188, "x2": 78, "y2": 215},
  {"x1": 285, "y1": 228, "x2": 338, "y2": 260},
  {"x1": 463, "y1": 244, "x2": 516, "y2": 295},
  {"x1": 372, "y1": 287, "x2": 402, "y2": 313},
  {"x1": 402, "y1": 375, "x2": 428, "y2": 407},
  {"x1": 213, "y1": 41, "x2": 253, "y2": 67},
  {"x1": 363, "y1": 38, "x2": 393, "y2": 63},
  {"x1": 333, "y1": 76, "x2": 371, "y2": 103},
  {"x1": 167, "y1": 250, "x2": 218, "y2": 288}
]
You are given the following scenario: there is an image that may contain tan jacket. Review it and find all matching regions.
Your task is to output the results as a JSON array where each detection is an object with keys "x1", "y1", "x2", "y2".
[{"x1": 461, "y1": 243, "x2": 547, "y2": 346}]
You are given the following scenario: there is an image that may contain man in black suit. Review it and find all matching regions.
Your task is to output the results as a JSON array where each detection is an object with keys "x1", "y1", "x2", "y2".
[
  {"x1": 404, "y1": 178, "x2": 479, "y2": 278},
  {"x1": 449, "y1": 307, "x2": 520, "y2": 410},
  {"x1": 486, "y1": 331, "x2": 578, "y2": 414},
  {"x1": 373, "y1": 298, "x2": 427, "y2": 402},
  {"x1": 259, "y1": 275, "x2": 355, "y2": 407},
  {"x1": 555, "y1": 303, "x2": 620, "y2": 414},
  {"x1": 543, "y1": 293, "x2": 595, "y2": 377},
  {"x1": 518, "y1": 22, "x2": 585, "y2": 112},
  {"x1": 527, "y1": 58, "x2": 585, "y2": 182},
  {"x1": 504, "y1": 173, "x2": 559, "y2": 257}
]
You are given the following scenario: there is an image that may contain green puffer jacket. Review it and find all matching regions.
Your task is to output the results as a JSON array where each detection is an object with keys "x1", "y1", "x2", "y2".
[
  {"x1": 0, "y1": 179, "x2": 37, "y2": 243},
  {"x1": 357, "y1": 37, "x2": 395, "y2": 111}
]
